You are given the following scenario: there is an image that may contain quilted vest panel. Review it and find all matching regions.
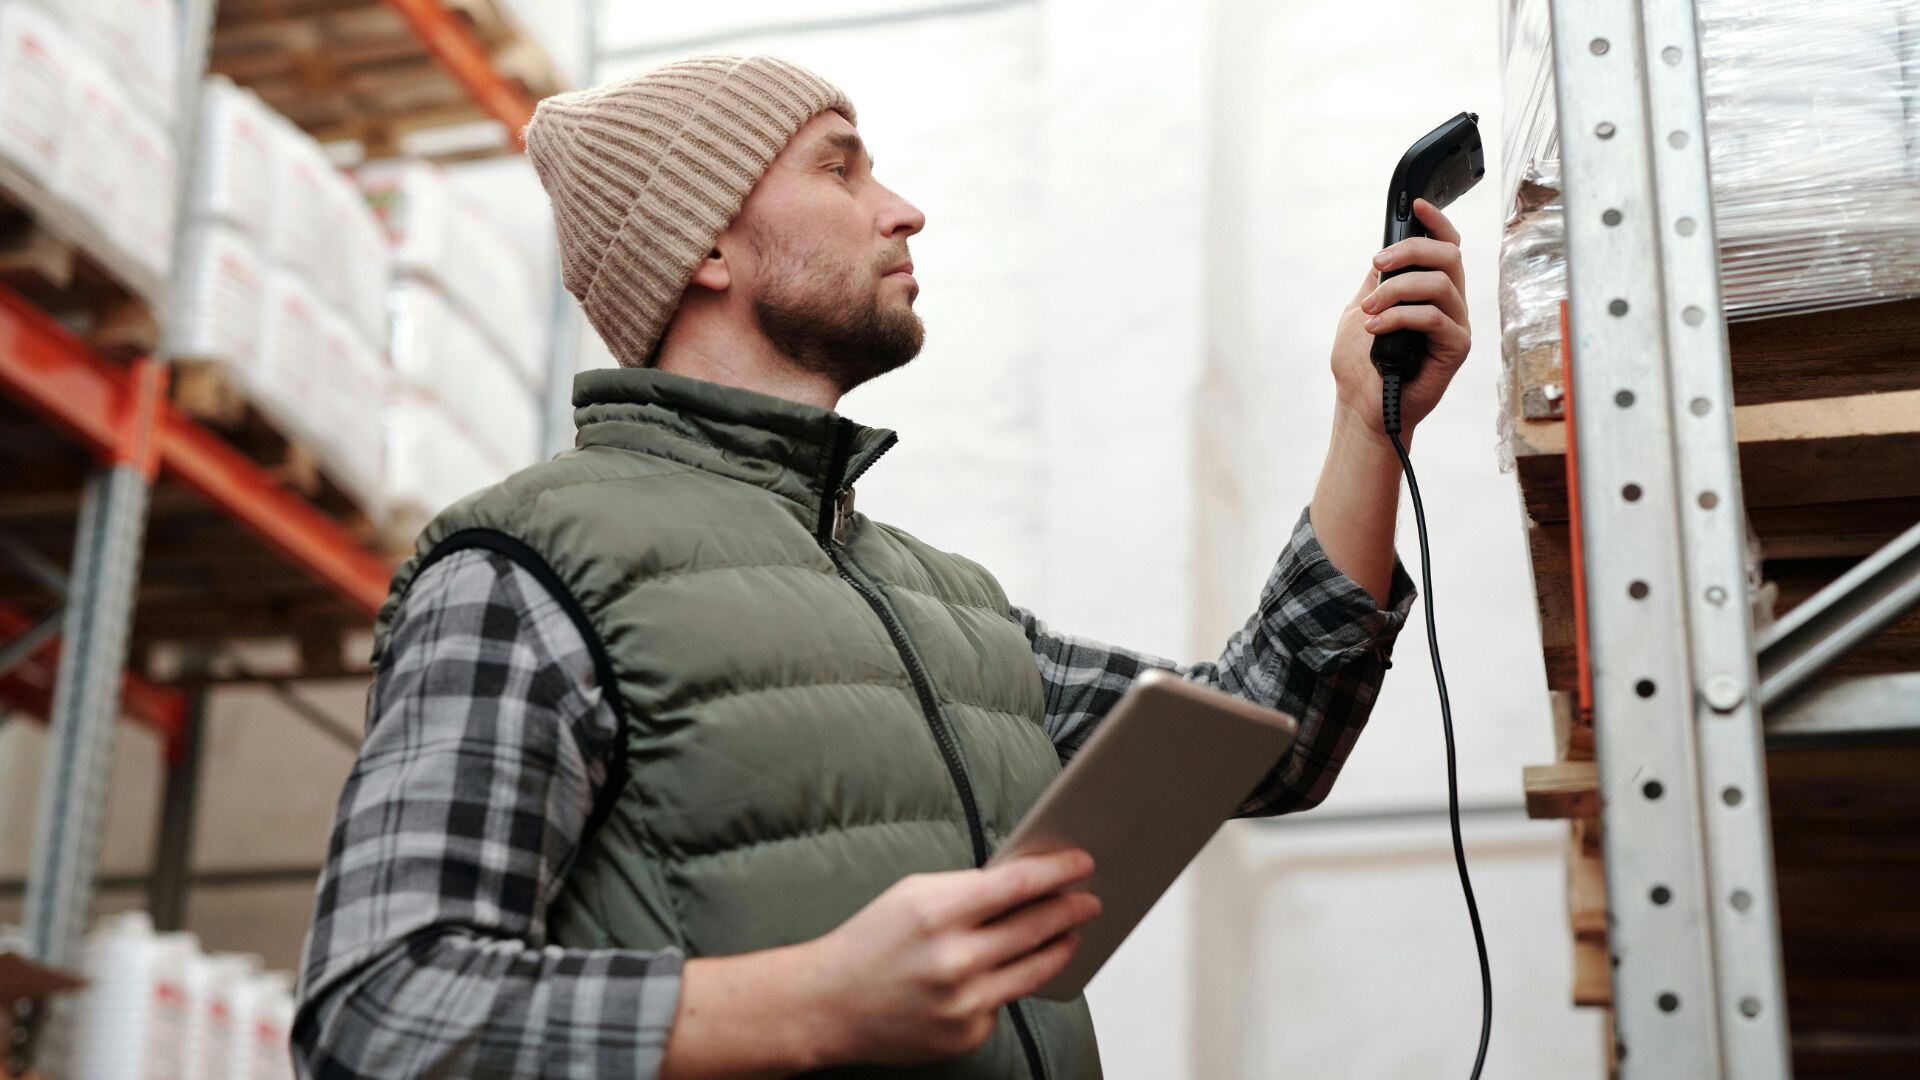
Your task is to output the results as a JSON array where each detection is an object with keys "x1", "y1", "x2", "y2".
[{"x1": 371, "y1": 368, "x2": 1101, "y2": 1079}]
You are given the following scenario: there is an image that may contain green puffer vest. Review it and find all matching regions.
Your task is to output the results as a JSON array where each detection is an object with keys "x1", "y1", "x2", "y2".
[{"x1": 371, "y1": 367, "x2": 1101, "y2": 1079}]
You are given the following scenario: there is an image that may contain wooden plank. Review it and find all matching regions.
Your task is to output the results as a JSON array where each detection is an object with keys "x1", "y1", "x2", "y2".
[
  {"x1": 1574, "y1": 936, "x2": 1613, "y2": 1008},
  {"x1": 1513, "y1": 388, "x2": 1920, "y2": 527},
  {"x1": 1512, "y1": 296, "x2": 1920, "y2": 421},
  {"x1": 1552, "y1": 688, "x2": 1593, "y2": 762},
  {"x1": 1568, "y1": 820, "x2": 1607, "y2": 942},
  {"x1": 1524, "y1": 761, "x2": 1598, "y2": 820}
]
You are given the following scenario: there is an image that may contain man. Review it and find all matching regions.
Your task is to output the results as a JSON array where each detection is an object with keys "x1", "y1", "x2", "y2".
[{"x1": 294, "y1": 53, "x2": 1470, "y2": 1079}]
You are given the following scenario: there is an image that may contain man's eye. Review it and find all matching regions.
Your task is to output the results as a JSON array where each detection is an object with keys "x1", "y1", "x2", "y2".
[{"x1": 832, "y1": 164, "x2": 848, "y2": 178}]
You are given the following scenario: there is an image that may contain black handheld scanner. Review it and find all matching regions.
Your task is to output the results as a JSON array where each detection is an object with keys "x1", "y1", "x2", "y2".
[{"x1": 1369, "y1": 112, "x2": 1484, "y2": 384}]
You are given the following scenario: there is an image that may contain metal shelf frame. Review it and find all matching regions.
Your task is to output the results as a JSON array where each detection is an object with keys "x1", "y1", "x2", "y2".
[
  {"x1": 1, "y1": 1, "x2": 544, "y2": 1064},
  {"x1": 1548, "y1": 0, "x2": 1920, "y2": 1075}
]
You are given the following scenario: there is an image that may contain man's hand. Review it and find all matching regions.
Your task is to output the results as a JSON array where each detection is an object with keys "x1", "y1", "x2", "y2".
[
  {"x1": 1328, "y1": 197, "x2": 1472, "y2": 440},
  {"x1": 802, "y1": 848, "x2": 1100, "y2": 1069}
]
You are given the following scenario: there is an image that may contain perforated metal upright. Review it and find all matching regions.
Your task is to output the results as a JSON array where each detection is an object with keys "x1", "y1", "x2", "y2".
[
  {"x1": 19, "y1": 0, "x2": 219, "y2": 976},
  {"x1": 1546, "y1": 0, "x2": 1793, "y2": 1074}
]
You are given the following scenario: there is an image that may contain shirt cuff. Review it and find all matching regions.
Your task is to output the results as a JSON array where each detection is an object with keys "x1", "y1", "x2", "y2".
[{"x1": 1261, "y1": 504, "x2": 1418, "y2": 673}]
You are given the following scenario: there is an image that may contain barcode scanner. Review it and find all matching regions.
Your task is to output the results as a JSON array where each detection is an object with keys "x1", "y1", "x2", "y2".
[
  {"x1": 1368, "y1": 111, "x2": 1492, "y2": 1080},
  {"x1": 1372, "y1": 111, "x2": 1484, "y2": 435}
]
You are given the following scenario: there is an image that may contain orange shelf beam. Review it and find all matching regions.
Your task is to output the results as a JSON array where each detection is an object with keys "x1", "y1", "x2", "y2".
[
  {"x1": 0, "y1": 287, "x2": 393, "y2": 617},
  {"x1": 382, "y1": 0, "x2": 538, "y2": 149},
  {"x1": 0, "y1": 602, "x2": 189, "y2": 753}
]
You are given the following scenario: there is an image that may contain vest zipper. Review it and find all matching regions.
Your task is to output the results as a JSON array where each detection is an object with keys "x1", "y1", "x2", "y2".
[{"x1": 817, "y1": 419, "x2": 1051, "y2": 1080}]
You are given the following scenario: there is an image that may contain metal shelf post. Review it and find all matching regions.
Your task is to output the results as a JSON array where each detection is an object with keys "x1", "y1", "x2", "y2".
[{"x1": 1547, "y1": 0, "x2": 1792, "y2": 1073}]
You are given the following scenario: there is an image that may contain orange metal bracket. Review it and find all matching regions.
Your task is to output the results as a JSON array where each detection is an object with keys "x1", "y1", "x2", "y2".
[
  {"x1": 0, "y1": 602, "x2": 189, "y2": 755},
  {"x1": 382, "y1": 0, "x2": 539, "y2": 150},
  {"x1": 1559, "y1": 299, "x2": 1595, "y2": 725}
]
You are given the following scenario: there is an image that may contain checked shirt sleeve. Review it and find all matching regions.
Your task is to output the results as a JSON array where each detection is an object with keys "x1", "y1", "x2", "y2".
[
  {"x1": 292, "y1": 549, "x2": 683, "y2": 1079},
  {"x1": 1011, "y1": 503, "x2": 1417, "y2": 817}
]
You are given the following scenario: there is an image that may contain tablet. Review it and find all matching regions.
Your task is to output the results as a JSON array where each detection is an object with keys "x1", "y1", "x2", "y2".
[{"x1": 984, "y1": 668, "x2": 1300, "y2": 1000}]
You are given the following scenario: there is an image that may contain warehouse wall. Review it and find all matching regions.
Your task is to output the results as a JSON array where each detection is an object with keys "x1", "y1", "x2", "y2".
[{"x1": 2, "y1": 1, "x2": 1606, "y2": 1076}]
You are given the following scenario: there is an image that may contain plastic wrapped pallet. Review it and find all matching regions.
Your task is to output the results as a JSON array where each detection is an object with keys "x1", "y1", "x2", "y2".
[
  {"x1": 0, "y1": 1, "x2": 71, "y2": 185},
  {"x1": 169, "y1": 222, "x2": 266, "y2": 365},
  {"x1": 189, "y1": 77, "x2": 278, "y2": 240},
  {"x1": 358, "y1": 160, "x2": 545, "y2": 387},
  {"x1": 67, "y1": 912, "x2": 199, "y2": 1079},
  {"x1": 1497, "y1": 0, "x2": 1920, "y2": 465}
]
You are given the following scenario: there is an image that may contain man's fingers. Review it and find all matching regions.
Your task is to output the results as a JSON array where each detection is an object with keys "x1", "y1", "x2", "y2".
[
  {"x1": 1364, "y1": 304, "x2": 1470, "y2": 358},
  {"x1": 970, "y1": 930, "x2": 1081, "y2": 1009},
  {"x1": 947, "y1": 849, "x2": 1095, "y2": 927},
  {"x1": 970, "y1": 890, "x2": 1101, "y2": 972},
  {"x1": 1373, "y1": 236, "x2": 1465, "y2": 298},
  {"x1": 1363, "y1": 270, "x2": 1466, "y2": 326},
  {"x1": 1412, "y1": 197, "x2": 1462, "y2": 246}
]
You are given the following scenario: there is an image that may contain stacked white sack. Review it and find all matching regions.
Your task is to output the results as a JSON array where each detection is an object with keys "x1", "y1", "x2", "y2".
[
  {"x1": 0, "y1": 2, "x2": 71, "y2": 185},
  {"x1": 385, "y1": 280, "x2": 541, "y2": 521},
  {"x1": 358, "y1": 160, "x2": 545, "y2": 388},
  {"x1": 169, "y1": 223, "x2": 265, "y2": 365},
  {"x1": 66, "y1": 0, "x2": 175, "y2": 123},
  {"x1": 189, "y1": 77, "x2": 277, "y2": 240},
  {"x1": 67, "y1": 911, "x2": 200, "y2": 1080},
  {"x1": 315, "y1": 306, "x2": 390, "y2": 503}
]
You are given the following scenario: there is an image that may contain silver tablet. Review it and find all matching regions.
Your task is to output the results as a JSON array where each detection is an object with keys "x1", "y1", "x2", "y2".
[{"x1": 985, "y1": 668, "x2": 1300, "y2": 1000}]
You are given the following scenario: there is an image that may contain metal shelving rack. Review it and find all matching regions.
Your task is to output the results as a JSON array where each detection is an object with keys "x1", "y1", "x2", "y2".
[
  {"x1": 1545, "y1": 0, "x2": 1920, "y2": 1075},
  {"x1": 1, "y1": 0, "x2": 542, "y2": 1066}
]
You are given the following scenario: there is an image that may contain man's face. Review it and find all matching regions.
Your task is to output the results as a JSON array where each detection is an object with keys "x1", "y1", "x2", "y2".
[{"x1": 723, "y1": 110, "x2": 927, "y2": 393}]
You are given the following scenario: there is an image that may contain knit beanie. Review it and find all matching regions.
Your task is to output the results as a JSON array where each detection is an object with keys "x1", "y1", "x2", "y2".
[{"x1": 523, "y1": 55, "x2": 857, "y2": 366}]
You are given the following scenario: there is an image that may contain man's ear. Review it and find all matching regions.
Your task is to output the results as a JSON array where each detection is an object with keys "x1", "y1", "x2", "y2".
[{"x1": 688, "y1": 246, "x2": 731, "y2": 292}]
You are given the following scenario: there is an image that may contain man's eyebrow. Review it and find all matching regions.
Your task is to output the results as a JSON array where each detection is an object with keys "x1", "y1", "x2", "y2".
[{"x1": 814, "y1": 131, "x2": 872, "y2": 168}]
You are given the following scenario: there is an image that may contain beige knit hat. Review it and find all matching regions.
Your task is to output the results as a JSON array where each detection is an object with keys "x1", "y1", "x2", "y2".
[{"x1": 524, "y1": 55, "x2": 857, "y2": 366}]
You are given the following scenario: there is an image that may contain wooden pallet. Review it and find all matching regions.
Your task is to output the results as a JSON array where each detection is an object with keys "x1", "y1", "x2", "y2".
[
  {"x1": 169, "y1": 360, "x2": 391, "y2": 554},
  {"x1": 1512, "y1": 296, "x2": 1920, "y2": 1076},
  {"x1": 0, "y1": 159, "x2": 163, "y2": 364},
  {"x1": 210, "y1": 0, "x2": 563, "y2": 156}
]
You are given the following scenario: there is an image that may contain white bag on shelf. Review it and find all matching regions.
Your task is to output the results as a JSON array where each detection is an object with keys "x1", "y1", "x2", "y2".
[
  {"x1": 67, "y1": 0, "x2": 175, "y2": 123},
  {"x1": 389, "y1": 278, "x2": 540, "y2": 473},
  {"x1": 0, "y1": 1, "x2": 71, "y2": 186},
  {"x1": 359, "y1": 160, "x2": 544, "y2": 388},
  {"x1": 190, "y1": 77, "x2": 278, "y2": 240},
  {"x1": 264, "y1": 113, "x2": 332, "y2": 284},
  {"x1": 169, "y1": 223, "x2": 266, "y2": 367},
  {"x1": 112, "y1": 104, "x2": 176, "y2": 280},
  {"x1": 51, "y1": 48, "x2": 127, "y2": 236},
  {"x1": 314, "y1": 170, "x2": 393, "y2": 351},
  {"x1": 315, "y1": 305, "x2": 388, "y2": 507},
  {"x1": 384, "y1": 392, "x2": 502, "y2": 523},
  {"x1": 253, "y1": 268, "x2": 325, "y2": 432}
]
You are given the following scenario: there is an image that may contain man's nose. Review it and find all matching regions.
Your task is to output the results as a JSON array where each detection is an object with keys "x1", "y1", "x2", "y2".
[{"x1": 881, "y1": 188, "x2": 926, "y2": 239}]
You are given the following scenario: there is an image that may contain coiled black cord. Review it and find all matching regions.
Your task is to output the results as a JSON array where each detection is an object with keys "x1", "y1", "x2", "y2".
[{"x1": 1382, "y1": 370, "x2": 1492, "y2": 1079}]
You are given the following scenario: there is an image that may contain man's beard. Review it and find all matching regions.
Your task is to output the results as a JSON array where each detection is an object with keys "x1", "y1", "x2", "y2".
[{"x1": 746, "y1": 220, "x2": 924, "y2": 393}]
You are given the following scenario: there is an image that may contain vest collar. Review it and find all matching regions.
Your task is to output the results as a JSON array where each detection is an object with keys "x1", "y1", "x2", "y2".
[{"x1": 571, "y1": 366, "x2": 899, "y2": 520}]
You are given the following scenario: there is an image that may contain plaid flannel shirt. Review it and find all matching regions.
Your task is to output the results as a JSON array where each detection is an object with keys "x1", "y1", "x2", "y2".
[{"x1": 292, "y1": 503, "x2": 1415, "y2": 1078}]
